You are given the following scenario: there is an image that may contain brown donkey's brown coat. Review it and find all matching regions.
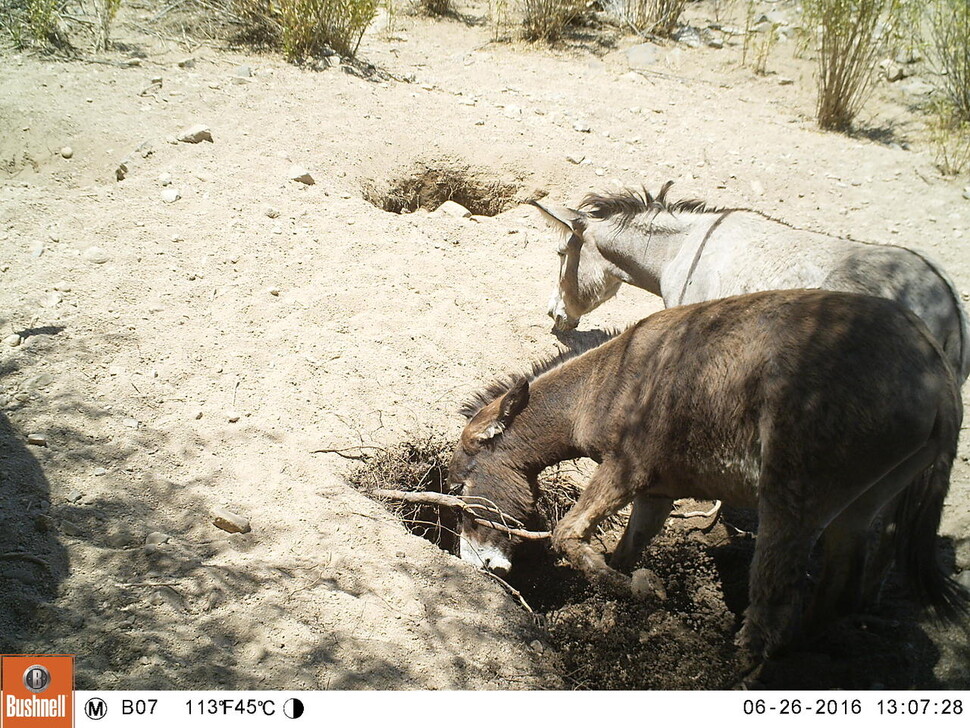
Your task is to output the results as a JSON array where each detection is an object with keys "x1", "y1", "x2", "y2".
[{"x1": 451, "y1": 290, "x2": 965, "y2": 657}]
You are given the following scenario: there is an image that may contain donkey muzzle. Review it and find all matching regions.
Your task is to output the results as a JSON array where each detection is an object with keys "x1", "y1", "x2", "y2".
[{"x1": 459, "y1": 533, "x2": 512, "y2": 578}]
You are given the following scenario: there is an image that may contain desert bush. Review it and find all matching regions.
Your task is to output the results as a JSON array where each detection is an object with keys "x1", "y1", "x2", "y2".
[
  {"x1": 27, "y1": 0, "x2": 61, "y2": 42},
  {"x1": 279, "y1": 0, "x2": 377, "y2": 59},
  {"x1": 928, "y1": 99, "x2": 970, "y2": 175},
  {"x1": 602, "y1": 0, "x2": 686, "y2": 36},
  {"x1": 742, "y1": 0, "x2": 778, "y2": 75},
  {"x1": 231, "y1": 0, "x2": 376, "y2": 58},
  {"x1": 927, "y1": 0, "x2": 970, "y2": 121},
  {"x1": 94, "y1": 0, "x2": 122, "y2": 50},
  {"x1": 802, "y1": 0, "x2": 904, "y2": 131},
  {"x1": 522, "y1": 0, "x2": 586, "y2": 41},
  {"x1": 420, "y1": 0, "x2": 450, "y2": 15}
]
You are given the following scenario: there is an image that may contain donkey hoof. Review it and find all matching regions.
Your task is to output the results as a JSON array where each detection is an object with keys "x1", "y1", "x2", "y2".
[
  {"x1": 631, "y1": 568, "x2": 667, "y2": 601},
  {"x1": 592, "y1": 569, "x2": 633, "y2": 599}
]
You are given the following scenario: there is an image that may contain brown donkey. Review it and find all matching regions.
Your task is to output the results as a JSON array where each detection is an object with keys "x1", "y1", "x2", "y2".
[{"x1": 450, "y1": 290, "x2": 965, "y2": 657}]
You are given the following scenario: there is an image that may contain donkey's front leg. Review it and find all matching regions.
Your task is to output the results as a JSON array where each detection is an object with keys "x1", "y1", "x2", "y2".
[
  {"x1": 610, "y1": 494, "x2": 674, "y2": 573},
  {"x1": 552, "y1": 460, "x2": 638, "y2": 597}
]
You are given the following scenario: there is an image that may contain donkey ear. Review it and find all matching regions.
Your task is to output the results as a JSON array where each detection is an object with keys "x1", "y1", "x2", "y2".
[
  {"x1": 475, "y1": 377, "x2": 530, "y2": 443},
  {"x1": 530, "y1": 200, "x2": 584, "y2": 235}
]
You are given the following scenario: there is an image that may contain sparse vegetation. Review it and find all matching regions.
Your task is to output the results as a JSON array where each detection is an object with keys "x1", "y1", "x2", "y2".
[
  {"x1": 27, "y1": 0, "x2": 61, "y2": 42},
  {"x1": 928, "y1": 99, "x2": 970, "y2": 175},
  {"x1": 742, "y1": 0, "x2": 778, "y2": 75},
  {"x1": 230, "y1": 0, "x2": 376, "y2": 59},
  {"x1": 602, "y1": 0, "x2": 686, "y2": 36},
  {"x1": 94, "y1": 0, "x2": 122, "y2": 50},
  {"x1": 802, "y1": 0, "x2": 904, "y2": 131},
  {"x1": 927, "y1": 0, "x2": 970, "y2": 121},
  {"x1": 522, "y1": 0, "x2": 586, "y2": 42},
  {"x1": 420, "y1": 0, "x2": 450, "y2": 16},
  {"x1": 279, "y1": 0, "x2": 377, "y2": 59}
]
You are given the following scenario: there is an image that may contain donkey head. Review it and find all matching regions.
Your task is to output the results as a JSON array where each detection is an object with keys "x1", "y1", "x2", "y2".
[
  {"x1": 450, "y1": 378, "x2": 535, "y2": 577},
  {"x1": 532, "y1": 200, "x2": 623, "y2": 332}
]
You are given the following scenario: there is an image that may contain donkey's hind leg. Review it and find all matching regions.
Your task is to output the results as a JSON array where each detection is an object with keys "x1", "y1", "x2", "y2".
[
  {"x1": 552, "y1": 459, "x2": 638, "y2": 597},
  {"x1": 610, "y1": 494, "x2": 674, "y2": 573},
  {"x1": 809, "y1": 444, "x2": 937, "y2": 629},
  {"x1": 737, "y1": 500, "x2": 822, "y2": 658}
]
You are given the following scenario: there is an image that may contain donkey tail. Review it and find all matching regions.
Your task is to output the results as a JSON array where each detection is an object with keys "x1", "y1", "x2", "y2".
[{"x1": 893, "y1": 387, "x2": 968, "y2": 622}]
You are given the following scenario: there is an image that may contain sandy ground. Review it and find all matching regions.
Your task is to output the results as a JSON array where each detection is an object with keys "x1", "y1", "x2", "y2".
[{"x1": 1, "y1": 0, "x2": 968, "y2": 689}]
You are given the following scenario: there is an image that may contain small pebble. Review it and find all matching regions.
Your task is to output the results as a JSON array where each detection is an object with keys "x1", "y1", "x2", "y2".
[
  {"x1": 60, "y1": 146, "x2": 73, "y2": 159},
  {"x1": 158, "y1": 172, "x2": 172, "y2": 186},
  {"x1": 264, "y1": 207, "x2": 280, "y2": 219},
  {"x1": 27, "y1": 433, "x2": 47, "y2": 446},
  {"x1": 212, "y1": 507, "x2": 251, "y2": 534},
  {"x1": 632, "y1": 568, "x2": 667, "y2": 601},
  {"x1": 227, "y1": 412, "x2": 241, "y2": 423},
  {"x1": 145, "y1": 531, "x2": 170, "y2": 546},
  {"x1": 93, "y1": 467, "x2": 108, "y2": 476},
  {"x1": 178, "y1": 124, "x2": 213, "y2": 143},
  {"x1": 288, "y1": 165, "x2": 315, "y2": 185},
  {"x1": 438, "y1": 200, "x2": 472, "y2": 219},
  {"x1": 82, "y1": 246, "x2": 110, "y2": 264},
  {"x1": 4, "y1": 333, "x2": 22, "y2": 348},
  {"x1": 161, "y1": 188, "x2": 181, "y2": 203},
  {"x1": 66, "y1": 489, "x2": 83, "y2": 503},
  {"x1": 54, "y1": 281, "x2": 72, "y2": 292},
  {"x1": 566, "y1": 153, "x2": 585, "y2": 165},
  {"x1": 60, "y1": 520, "x2": 84, "y2": 536},
  {"x1": 41, "y1": 292, "x2": 62, "y2": 308},
  {"x1": 122, "y1": 418, "x2": 139, "y2": 429}
]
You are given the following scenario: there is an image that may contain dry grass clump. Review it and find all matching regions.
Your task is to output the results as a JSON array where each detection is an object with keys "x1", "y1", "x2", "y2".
[
  {"x1": 928, "y1": 100, "x2": 970, "y2": 175},
  {"x1": 420, "y1": 0, "x2": 451, "y2": 16},
  {"x1": 522, "y1": 0, "x2": 586, "y2": 41},
  {"x1": 602, "y1": 0, "x2": 686, "y2": 36},
  {"x1": 928, "y1": 0, "x2": 970, "y2": 121},
  {"x1": 802, "y1": 0, "x2": 904, "y2": 131},
  {"x1": 230, "y1": 0, "x2": 376, "y2": 59}
]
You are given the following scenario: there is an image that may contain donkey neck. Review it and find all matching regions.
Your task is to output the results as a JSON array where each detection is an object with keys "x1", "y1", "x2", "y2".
[
  {"x1": 500, "y1": 370, "x2": 587, "y2": 477},
  {"x1": 598, "y1": 211, "x2": 720, "y2": 297}
]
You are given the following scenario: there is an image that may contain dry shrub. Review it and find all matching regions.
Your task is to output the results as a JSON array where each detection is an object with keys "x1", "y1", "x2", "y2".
[
  {"x1": 928, "y1": 100, "x2": 970, "y2": 175},
  {"x1": 602, "y1": 0, "x2": 686, "y2": 36},
  {"x1": 522, "y1": 0, "x2": 586, "y2": 41},
  {"x1": 94, "y1": 0, "x2": 121, "y2": 50},
  {"x1": 231, "y1": 0, "x2": 283, "y2": 46},
  {"x1": 928, "y1": 0, "x2": 970, "y2": 121},
  {"x1": 280, "y1": 0, "x2": 377, "y2": 59},
  {"x1": 802, "y1": 0, "x2": 904, "y2": 131},
  {"x1": 348, "y1": 436, "x2": 459, "y2": 552},
  {"x1": 231, "y1": 0, "x2": 376, "y2": 58},
  {"x1": 420, "y1": 0, "x2": 450, "y2": 15}
]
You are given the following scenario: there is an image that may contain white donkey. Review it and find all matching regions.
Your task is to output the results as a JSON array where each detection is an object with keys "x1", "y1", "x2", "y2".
[{"x1": 534, "y1": 182, "x2": 970, "y2": 382}]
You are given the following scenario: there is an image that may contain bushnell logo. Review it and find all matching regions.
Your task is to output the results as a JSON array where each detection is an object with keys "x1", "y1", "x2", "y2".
[{"x1": 22, "y1": 665, "x2": 52, "y2": 694}]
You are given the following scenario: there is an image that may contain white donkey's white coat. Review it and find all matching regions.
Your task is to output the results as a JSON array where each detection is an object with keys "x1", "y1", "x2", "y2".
[{"x1": 537, "y1": 187, "x2": 970, "y2": 382}]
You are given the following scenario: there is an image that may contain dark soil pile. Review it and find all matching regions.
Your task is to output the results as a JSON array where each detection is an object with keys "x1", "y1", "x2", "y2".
[{"x1": 353, "y1": 438, "x2": 968, "y2": 690}]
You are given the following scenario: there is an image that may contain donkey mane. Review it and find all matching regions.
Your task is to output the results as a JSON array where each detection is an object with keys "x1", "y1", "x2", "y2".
[
  {"x1": 580, "y1": 182, "x2": 731, "y2": 229},
  {"x1": 460, "y1": 330, "x2": 618, "y2": 419}
]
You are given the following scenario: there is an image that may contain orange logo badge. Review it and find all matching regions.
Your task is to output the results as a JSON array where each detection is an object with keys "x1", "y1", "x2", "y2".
[{"x1": 0, "y1": 655, "x2": 74, "y2": 728}]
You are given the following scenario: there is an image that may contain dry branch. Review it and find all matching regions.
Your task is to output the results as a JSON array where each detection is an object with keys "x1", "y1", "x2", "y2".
[
  {"x1": 372, "y1": 489, "x2": 551, "y2": 540},
  {"x1": 671, "y1": 499, "x2": 722, "y2": 519}
]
